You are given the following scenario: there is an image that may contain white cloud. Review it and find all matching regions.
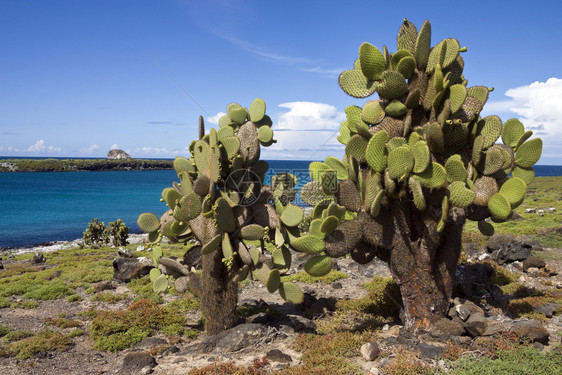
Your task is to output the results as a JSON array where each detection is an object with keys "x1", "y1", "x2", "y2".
[
  {"x1": 264, "y1": 101, "x2": 346, "y2": 160},
  {"x1": 111, "y1": 144, "x2": 119, "y2": 150},
  {"x1": 207, "y1": 112, "x2": 226, "y2": 127},
  {"x1": 25, "y1": 140, "x2": 62, "y2": 153},
  {"x1": 483, "y1": 77, "x2": 562, "y2": 165},
  {"x1": 80, "y1": 144, "x2": 100, "y2": 154},
  {"x1": 485, "y1": 78, "x2": 562, "y2": 139},
  {"x1": 133, "y1": 146, "x2": 171, "y2": 156}
]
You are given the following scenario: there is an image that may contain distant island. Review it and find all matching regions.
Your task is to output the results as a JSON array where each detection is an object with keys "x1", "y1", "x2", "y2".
[{"x1": 0, "y1": 149, "x2": 173, "y2": 172}]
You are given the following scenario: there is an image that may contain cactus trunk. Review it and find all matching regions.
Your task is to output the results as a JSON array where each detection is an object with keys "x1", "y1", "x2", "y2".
[
  {"x1": 388, "y1": 204, "x2": 465, "y2": 332},
  {"x1": 200, "y1": 251, "x2": 238, "y2": 335}
]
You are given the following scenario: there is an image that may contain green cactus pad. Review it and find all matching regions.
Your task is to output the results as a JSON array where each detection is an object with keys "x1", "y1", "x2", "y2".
[
  {"x1": 162, "y1": 187, "x2": 182, "y2": 210},
  {"x1": 229, "y1": 106, "x2": 247, "y2": 125},
  {"x1": 515, "y1": 138, "x2": 542, "y2": 168},
  {"x1": 176, "y1": 193, "x2": 203, "y2": 221},
  {"x1": 405, "y1": 89, "x2": 421, "y2": 109},
  {"x1": 386, "y1": 136, "x2": 406, "y2": 153},
  {"x1": 437, "y1": 195, "x2": 449, "y2": 233},
  {"x1": 346, "y1": 134, "x2": 369, "y2": 160},
  {"x1": 148, "y1": 230, "x2": 161, "y2": 243},
  {"x1": 222, "y1": 233, "x2": 234, "y2": 260},
  {"x1": 365, "y1": 130, "x2": 388, "y2": 173},
  {"x1": 478, "y1": 116, "x2": 502, "y2": 149},
  {"x1": 220, "y1": 136, "x2": 241, "y2": 159},
  {"x1": 412, "y1": 140, "x2": 430, "y2": 173},
  {"x1": 279, "y1": 282, "x2": 304, "y2": 304},
  {"x1": 414, "y1": 20, "x2": 431, "y2": 69},
  {"x1": 511, "y1": 166, "x2": 535, "y2": 185},
  {"x1": 309, "y1": 218, "x2": 325, "y2": 238},
  {"x1": 479, "y1": 146, "x2": 505, "y2": 176},
  {"x1": 448, "y1": 181, "x2": 475, "y2": 208},
  {"x1": 370, "y1": 189, "x2": 384, "y2": 218},
  {"x1": 377, "y1": 70, "x2": 409, "y2": 100},
  {"x1": 173, "y1": 156, "x2": 194, "y2": 173},
  {"x1": 472, "y1": 135, "x2": 485, "y2": 166},
  {"x1": 240, "y1": 224, "x2": 265, "y2": 241},
  {"x1": 170, "y1": 220, "x2": 189, "y2": 236},
  {"x1": 265, "y1": 269, "x2": 281, "y2": 293},
  {"x1": 320, "y1": 215, "x2": 339, "y2": 234},
  {"x1": 501, "y1": 119, "x2": 524, "y2": 148},
  {"x1": 137, "y1": 213, "x2": 160, "y2": 233},
  {"x1": 514, "y1": 130, "x2": 534, "y2": 151},
  {"x1": 218, "y1": 114, "x2": 233, "y2": 128},
  {"x1": 304, "y1": 255, "x2": 333, "y2": 277},
  {"x1": 409, "y1": 176, "x2": 426, "y2": 211},
  {"x1": 149, "y1": 268, "x2": 161, "y2": 283},
  {"x1": 201, "y1": 234, "x2": 221, "y2": 255},
  {"x1": 257, "y1": 125, "x2": 274, "y2": 145},
  {"x1": 338, "y1": 69, "x2": 378, "y2": 98},
  {"x1": 248, "y1": 247, "x2": 260, "y2": 267},
  {"x1": 213, "y1": 197, "x2": 236, "y2": 233},
  {"x1": 324, "y1": 156, "x2": 349, "y2": 180},
  {"x1": 467, "y1": 86, "x2": 489, "y2": 104},
  {"x1": 290, "y1": 235, "x2": 325, "y2": 254},
  {"x1": 359, "y1": 42, "x2": 386, "y2": 81},
  {"x1": 387, "y1": 146, "x2": 414, "y2": 180},
  {"x1": 488, "y1": 193, "x2": 511, "y2": 220},
  {"x1": 361, "y1": 100, "x2": 385, "y2": 124},
  {"x1": 424, "y1": 122, "x2": 444, "y2": 154},
  {"x1": 152, "y1": 274, "x2": 168, "y2": 293},
  {"x1": 498, "y1": 177, "x2": 526, "y2": 208},
  {"x1": 272, "y1": 247, "x2": 292, "y2": 272},
  {"x1": 249, "y1": 98, "x2": 266, "y2": 123},
  {"x1": 449, "y1": 84, "x2": 467, "y2": 114},
  {"x1": 280, "y1": 205, "x2": 304, "y2": 227},
  {"x1": 385, "y1": 100, "x2": 408, "y2": 118},
  {"x1": 152, "y1": 245, "x2": 163, "y2": 266},
  {"x1": 445, "y1": 157, "x2": 468, "y2": 182},
  {"x1": 309, "y1": 161, "x2": 331, "y2": 181},
  {"x1": 414, "y1": 162, "x2": 447, "y2": 188},
  {"x1": 477, "y1": 220, "x2": 495, "y2": 236},
  {"x1": 397, "y1": 19, "x2": 418, "y2": 53},
  {"x1": 396, "y1": 56, "x2": 416, "y2": 79},
  {"x1": 327, "y1": 203, "x2": 347, "y2": 221}
]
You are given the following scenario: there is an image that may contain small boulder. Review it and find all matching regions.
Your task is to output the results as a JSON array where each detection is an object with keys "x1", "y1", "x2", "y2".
[
  {"x1": 199, "y1": 323, "x2": 268, "y2": 353},
  {"x1": 158, "y1": 257, "x2": 189, "y2": 278},
  {"x1": 429, "y1": 318, "x2": 465, "y2": 339},
  {"x1": 492, "y1": 241, "x2": 532, "y2": 265},
  {"x1": 266, "y1": 349, "x2": 292, "y2": 363},
  {"x1": 119, "y1": 352, "x2": 157, "y2": 375},
  {"x1": 522, "y1": 256, "x2": 546, "y2": 271},
  {"x1": 510, "y1": 320, "x2": 549, "y2": 344},
  {"x1": 94, "y1": 280, "x2": 116, "y2": 293},
  {"x1": 113, "y1": 257, "x2": 153, "y2": 282},
  {"x1": 174, "y1": 276, "x2": 190, "y2": 293},
  {"x1": 534, "y1": 303, "x2": 561, "y2": 319},
  {"x1": 417, "y1": 342, "x2": 445, "y2": 359},
  {"x1": 486, "y1": 234, "x2": 516, "y2": 253},
  {"x1": 360, "y1": 342, "x2": 380, "y2": 361},
  {"x1": 464, "y1": 312, "x2": 488, "y2": 337},
  {"x1": 32, "y1": 252, "x2": 46, "y2": 264}
]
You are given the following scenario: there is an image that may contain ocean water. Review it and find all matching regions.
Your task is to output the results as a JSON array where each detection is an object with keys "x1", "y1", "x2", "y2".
[{"x1": 0, "y1": 160, "x2": 312, "y2": 248}]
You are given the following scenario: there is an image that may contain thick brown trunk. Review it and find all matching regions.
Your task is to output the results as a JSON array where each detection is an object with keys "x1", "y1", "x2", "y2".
[
  {"x1": 199, "y1": 251, "x2": 238, "y2": 335},
  {"x1": 387, "y1": 203, "x2": 465, "y2": 332}
]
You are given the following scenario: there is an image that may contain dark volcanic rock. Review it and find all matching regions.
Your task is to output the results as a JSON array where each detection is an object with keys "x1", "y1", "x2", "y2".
[
  {"x1": 119, "y1": 352, "x2": 157, "y2": 374},
  {"x1": 492, "y1": 241, "x2": 532, "y2": 265},
  {"x1": 113, "y1": 256, "x2": 152, "y2": 282},
  {"x1": 486, "y1": 233, "x2": 516, "y2": 252},
  {"x1": 510, "y1": 320, "x2": 550, "y2": 344},
  {"x1": 417, "y1": 342, "x2": 445, "y2": 359},
  {"x1": 464, "y1": 312, "x2": 488, "y2": 337},
  {"x1": 429, "y1": 318, "x2": 465, "y2": 339},
  {"x1": 32, "y1": 252, "x2": 46, "y2": 264},
  {"x1": 522, "y1": 256, "x2": 546, "y2": 271},
  {"x1": 267, "y1": 349, "x2": 293, "y2": 363},
  {"x1": 198, "y1": 323, "x2": 268, "y2": 353}
]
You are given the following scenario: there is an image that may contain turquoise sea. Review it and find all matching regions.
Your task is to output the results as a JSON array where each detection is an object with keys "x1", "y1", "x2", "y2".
[
  {"x1": 0, "y1": 160, "x2": 312, "y2": 248},
  {"x1": 1, "y1": 162, "x2": 561, "y2": 248}
]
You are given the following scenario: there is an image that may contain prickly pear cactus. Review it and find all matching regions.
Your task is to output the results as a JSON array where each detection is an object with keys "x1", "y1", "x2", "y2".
[
  {"x1": 302, "y1": 19, "x2": 543, "y2": 331},
  {"x1": 137, "y1": 98, "x2": 307, "y2": 312}
]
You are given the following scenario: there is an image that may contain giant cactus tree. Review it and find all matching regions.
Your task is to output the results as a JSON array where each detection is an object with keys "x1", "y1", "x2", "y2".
[
  {"x1": 300, "y1": 19, "x2": 542, "y2": 332},
  {"x1": 137, "y1": 99, "x2": 312, "y2": 335}
]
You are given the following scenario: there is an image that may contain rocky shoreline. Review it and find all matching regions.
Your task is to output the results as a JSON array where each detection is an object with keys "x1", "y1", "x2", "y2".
[{"x1": 0, "y1": 159, "x2": 173, "y2": 172}]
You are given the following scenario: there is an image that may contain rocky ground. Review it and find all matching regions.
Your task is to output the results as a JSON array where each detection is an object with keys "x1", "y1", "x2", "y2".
[{"x1": 0, "y1": 233, "x2": 561, "y2": 375}]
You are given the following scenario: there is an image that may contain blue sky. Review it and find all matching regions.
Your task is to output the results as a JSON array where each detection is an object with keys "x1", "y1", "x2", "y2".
[{"x1": 1, "y1": 0, "x2": 561, "y2": 164}]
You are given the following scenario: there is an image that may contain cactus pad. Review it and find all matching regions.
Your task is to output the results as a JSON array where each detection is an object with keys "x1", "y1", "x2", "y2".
[
  {"x1": 137, "y1": 213, "x2": 160, "y2": 233},
  {"x1": 346, "y1": 134, "x2": 369, "y2": 160},
  {"x1": 478, "y1": 220, "x2": 495, "y2": 236},
  {"x1": 387, "y1": 146, "x2": 414, "y2": 180},
  {"x1": 152, "y1": 274, "x2": 168, "y2": 293},
  {"x1": 365, "y1": 130, "x2": 388, "y2": 172},
  {"x1": 290, "y1": 235, "x2": 325, "y2": 254},
  {"x1": 280, "y1": 205, "x2": 304, "y2": 227},
  {"x1": 338, "y1": 69, "x2": 378, "y2": 98},
  {"x1": 359, "y1": 42, "x2": 386, "y2": 80},
  {"x1": 448, "y1": 181, "x2": 475, "y2": 208},
  {"x1": 498, "y1": 177, "x2": 526, "y2": 208},
  {"x1": 385, "y1": 100, "x2": 408, "y2": 117},
  {"x1": 414, "y1": 162, "x2": 447, "y2": 188},
  {"x1": 279, "y1": 282, "x2": 304, "y2": 304},
  {"x1": 377, "y1": 70, "x2": 409, "y2": 100},
  {"x1": 515, "y1": 138, "x2": 542, "y2": 168},
  {"x1": 361, "y1": 100, "x2": 385, "y2": 124},
  {"x1": 304, "y1": 255, "x2": 333, "y2": 277},
  {"x1": 249, "y1": 98, "x2": 266, "y2": 123},
  {"x1": 240, "y1": 224, "x2": 265, "y2": 241},
  {"x1": 488, "y1": 193, "x2": 511, "y2": 220},
  {"x1": 501, "y1": 119, "x2": 524, "y2": 148}
]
